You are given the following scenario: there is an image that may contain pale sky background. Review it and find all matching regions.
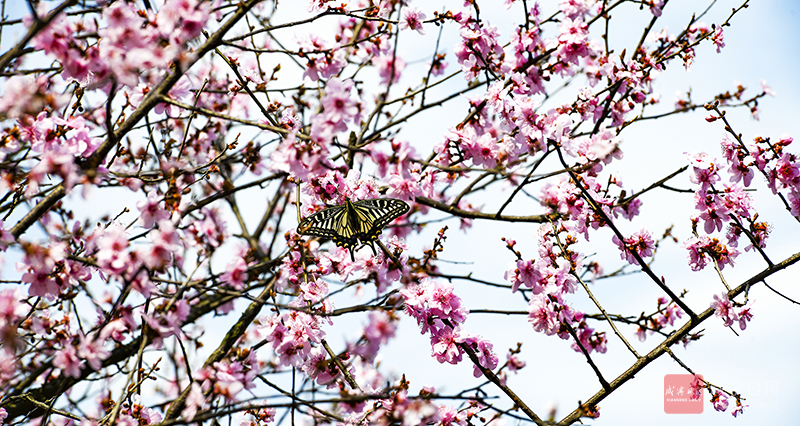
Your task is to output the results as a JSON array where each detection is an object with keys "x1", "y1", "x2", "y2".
[{"x1": 1, "y1": 0, "x2": 799, "y2": 425}]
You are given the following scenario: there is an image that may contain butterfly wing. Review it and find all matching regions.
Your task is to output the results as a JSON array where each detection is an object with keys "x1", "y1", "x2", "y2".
[
  {"x1": 297, "y1": 204, "x2": 361, "y2": 254},
  {"x1": 297, "y1": 205, "x2": 346, "y2": 240},
  {"x1": 351, "y1": 198, "x2": 410, "y2": 242}
]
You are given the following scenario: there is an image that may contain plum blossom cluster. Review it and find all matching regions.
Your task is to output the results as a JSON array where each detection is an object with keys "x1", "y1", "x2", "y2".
[
  {"x1": 634, "y1": 297, "x2": 684, "y2": 342},
  {"x1": 0, "y1": 290, "x2": 29, "y2": 391},
  {"x1": 612, "y1": 229, "x2": 656, "y2": 266},
  {"x1": 682, "y1": 132, "x2": 797, "y2": 273},
  {"x1": 256, "y1": 307, "x2": 328, "y2": 373},
  {"x1": 454, "y1": 16, "x2": 504, "y2": 81},
  {"x1": 401, "y1": 279, "x2": 499, "y2": 377},
  {"x1": 709, "y1": 293, "x2": 753, "y2": 331},
  {"x1": 298, "y1": 34, "x2": 347, "y2": 82},
  {"x1": 504, "y1": 226, "x2": 608, "y2": 354},
  {"x1": 269, "y1": 108, "x2": 336, "y2": 181},
  {"x1": 182, "y1": 351, "x2": 259, "y2": 421},
  {"x1": 691, "y1": 374, "x2": 747, "y2": 417},
  {"x1": 25, "y1": 0, "x2": 210, "y2": 87},
  {"x1": 645, "y1": 22, "x2": 720, "y2": 71},
  {"x1": 310, "y1": 78, "x2": 362, "y2": 143},
  {"x1": 14, "y1": 214, "x2": 200, "y2": 387},
  {"x1": 371, "y1": 139, "x2": 437, "y2": 202},
  {"x1": 14, "y1": 113, "x2": 101, "y2": 198},
  {"x1": 341, "y1": 384, "x2": 481, "y2": 426},
  {"x1": 347, "y1": 310, "x2": 398, "y2": 361}
]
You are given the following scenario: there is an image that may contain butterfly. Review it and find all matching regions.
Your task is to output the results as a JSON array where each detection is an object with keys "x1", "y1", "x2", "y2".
[{"x1": 298, "y1": 198, "x2": 410, "y2": 262}]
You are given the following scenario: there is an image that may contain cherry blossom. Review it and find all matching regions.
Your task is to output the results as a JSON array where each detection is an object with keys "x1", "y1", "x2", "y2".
[{"x1": 400, "y1": 7, "x2": 427, "y2": 35}]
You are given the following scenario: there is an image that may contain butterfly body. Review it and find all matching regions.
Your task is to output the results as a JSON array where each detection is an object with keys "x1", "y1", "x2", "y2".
[{"x1": 298, "y1": 198, "x2": 410, "y2": 261}]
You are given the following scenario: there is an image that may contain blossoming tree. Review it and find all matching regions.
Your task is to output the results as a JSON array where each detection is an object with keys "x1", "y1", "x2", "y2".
[{"x1": 0, "y1": 0, "x2": 795, "y2": 424}]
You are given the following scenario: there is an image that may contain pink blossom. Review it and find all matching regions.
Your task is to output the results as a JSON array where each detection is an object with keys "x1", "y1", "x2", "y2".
[
  {"x1": 431, "y1": 326, "x2": 463, "y2": 364},
  {"x1": 400, "y1": 282, "x2": 430, "y2": 328},
  {"x1": 299, "y1": 34, "x2": 346, "y2": 82},
  {"x1": 387, "y1": 173, "x2": 421, "y2": 201},
  {"x1": 466, "y1": 133, "x2": 500, "y2": 169},
  {"x1": 391, "y1": 389, "x2": 440, "y2": 425},
  {"x1": 768, "y1": 153, "x2": 800, "y2": 193},
  {"x1": 19, "y1": 241, "x2": 67, "y2": 300},
  {"x1": 220, "y1": 257, "x2": 248, "y2": 291},
  {"x1": 26, "y1": 146, "x2": 80, "y2": 198},
  {"x1": 437, "y1": 405, "x2": 467, "y2": 426},
  {"x1": 528, "y1": 295, "x2": 559, "y2": 335},
  {"x1": 710, "y1": 293, "x2": 737, "y2": 327},
  {"x1": 181, "y1": 382, "x2": 205, "y2": 421},
  {"x1": 711, "y1": 390, "x2": 729, "y2": 412},
  {"x1": 760, "y1": 79, "x2": 776, "y2": 97},
  {"x1": 711, "y1": 26, "x2": 725, "y2": 53},
  {"x1": 156, "y1": 0, "x2": 211, "y2": 44},
  {"x1": 0, "y1": 288, "x2": 29, "y2": 328},
  {"x1": 78, "y1": 334, "x2": 110, "y2": 371},
  {"x1": 614, "y1": 197, "x2": 642, "y2": 220},
  {"x1": 137, "y1": 191, "x2": 171, "y2": 229},
  {"x1": 732, "y1": 399, "x2": 746, "y2": 417},
  {"x1": 635, "y1": 326, "x2": 647, "y2": 342},
  {"x1": 506, "y1": 353, "x2": 526, "y2": 373},
  {"x1": 363, "y1": 311, "x2": 397, "y2": 349},
  {"x1": 298, "y1": 278, "x2": 329, "y2": 304},
  {"x1": 736, "y1": 303, "x2": 753, "y2": 330},
  {"x1": 141, "y1": 220, "x2": 182, "y2": 270},
  {"x1": 554, "y1": 17, "x2": 591, "y2": 67},
  {"x1": 612, "y1": 229, "x2": 655, "y2": 265},
  {"x1": 269, "y1": 133, "x2": 334, "y2": 181},
  {"x1": 373, "y1": 53, "x2": 406, "y2": 85},
  {"x1": 204, "y1": 357, "x2": 256, "y2": 402},
  {"x1": 320, "y1": 78, "x2": 359, "y2": 124},
  {"x1": 302, "y1": 346, "x2": 340, "y2": 388},
  {"x1": 0, "y1": 351, "x2": 17, "y2": 387},
  {"x1": 400, "y1": 7, "x2": 426, "y2": 35},
  {"x1": 539, "y1": 178, "x2": 584, "y2": 218},
  {"x1": 54, "y1": 344, "x2": 82, "y2": 378},
  {"x1": 427, "y1": 54, "x2": 449, "y2": 77},
  {"x1": 721, "y1": 184, "x2": 753, "y2": 220},
  {"x1": 648, "y1": 0, "x2": 664, "y2": 16},
  {"x1": 0, "y1": 289, "x2": 28, "y2": 351},
  {"x1": 684, "y1": 236, "x2": 739, "y2": 271},
  {"x1": 154, "y1": 76, "x2": 194, "y2": 116},
  {"x1": 0, "y1": 75, "x2": 64, "y2": 118},
  {"x1": 92, "y1": 223, "x2": 131, "y2": 274},
  {"x1": 559, "y1": 0, "x2": 595, "y2": 20},
  {"x1": 427, "y1": 280, "x2": 469, "y2": 324},
  {"x1": 263, "y1": 311, "x2": 325, "y2": 368},
  {"x1": 457, "y1": 334, "x2": 498, "y2": 377},
  {"x1": 659, "y1": 302, "x2": 683, "y2": 327},
  {"x1": 790, "y1": 190, "x2": 800, "y2": 219},
  {"x1": 689, "y1": 374, "x2": 705, "y2": 399},
  {"x1": 454, "y1": 20, "x2": 504, "y2": 81},
  {"x1": 546, "y1": 261, "x2": 578, "y2": 294},
  {"x1": 504, "y1": 259, "x2": 544, "y2": 293},
  {"x1": 572, "y1": 323, "x2": 607, "y2": 354},
  {"x1": 187, "y1": 207, "x2": 227, "y2": 251},
  {"x1": 686, "y1": 151, "x2": 720, "y2": 191},
  {"x1": 143, "y1": 299, "x2": 190, "y2": 339}
]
